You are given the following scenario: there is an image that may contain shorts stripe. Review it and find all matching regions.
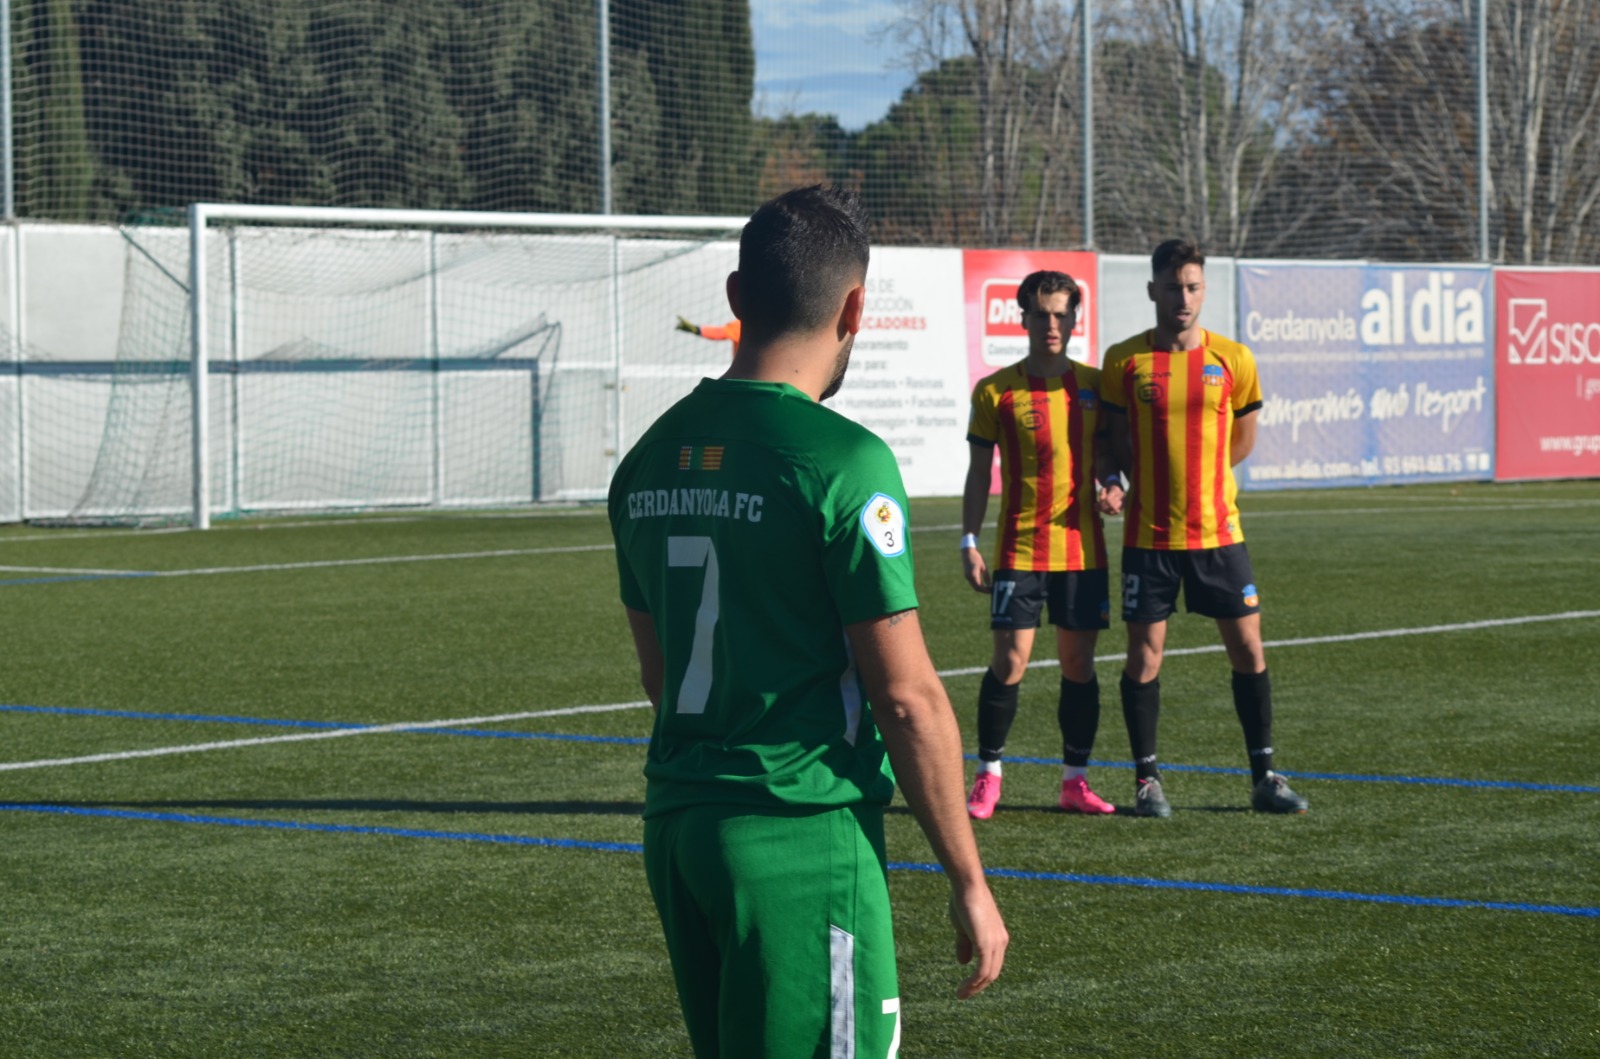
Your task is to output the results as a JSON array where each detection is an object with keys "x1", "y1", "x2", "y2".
[{"x1": 830, "y1": 925, "x2": 855, "y2": 1059}]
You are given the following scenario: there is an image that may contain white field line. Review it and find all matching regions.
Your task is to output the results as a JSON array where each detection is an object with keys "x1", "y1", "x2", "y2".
[
  {"x1": 0, "y1": 508, "x2": 607, "y2": 545},
  {"x1": 17, "y1": 501, "x2": 1599, "y2": 581},
  {"x1": 0, "y1": 544, "x2": 616, "y2": 581},
  {"x1": 0, "y1": 702, "x2": 649, "y2": 773},
  {"x1": 1, "y1": 495, "x2": 1595, "y2": 549},
  {"x1": 4, "y1": 610, "x2": 1597, "y2": 774},
  {"x1": 941, "y1": 608, "x2": 1600, "y2": 678},
  {"x1": 140, "y1": 544, "x2": 615, "y2": 578}
]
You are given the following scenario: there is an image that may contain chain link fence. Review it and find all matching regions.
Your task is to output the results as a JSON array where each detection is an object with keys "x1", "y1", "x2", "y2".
[{"x1": 6, "y1": 1, "x2": 1598, "y2": 262}]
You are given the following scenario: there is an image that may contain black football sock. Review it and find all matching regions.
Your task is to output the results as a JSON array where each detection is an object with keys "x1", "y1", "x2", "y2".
[
  {"x1": 1232, "y1": 667, "x2": 1275, "y2": 784},
  {"x1": 976, "y1": 667, "x2": 1021, "y2": 763},
  {"x1": 1058, "y1": 674, "x2": 1101, "y2": 768},
  {"x1": 1120, "y1": 672, "x2": 1161, "y2": 782}
]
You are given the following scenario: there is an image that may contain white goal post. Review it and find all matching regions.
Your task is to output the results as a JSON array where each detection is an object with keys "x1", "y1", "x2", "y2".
[{"x1": 184, "y1": 203, "x2": 745, "y2": 529}]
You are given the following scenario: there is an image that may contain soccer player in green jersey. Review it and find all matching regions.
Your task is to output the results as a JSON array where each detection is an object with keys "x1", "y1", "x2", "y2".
[{"x1": 610, "y1": 185, "x2": 1008, "y2": 1058}]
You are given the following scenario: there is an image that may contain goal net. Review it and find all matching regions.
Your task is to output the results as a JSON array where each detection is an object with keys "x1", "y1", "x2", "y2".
[{"x1": 68, "y1": 206, "x2": 744, "y2": 526}]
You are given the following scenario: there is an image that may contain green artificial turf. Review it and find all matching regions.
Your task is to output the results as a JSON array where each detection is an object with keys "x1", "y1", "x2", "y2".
[{"x1": 1, "y1": 483, "x2": 1595, "y2": 1057}]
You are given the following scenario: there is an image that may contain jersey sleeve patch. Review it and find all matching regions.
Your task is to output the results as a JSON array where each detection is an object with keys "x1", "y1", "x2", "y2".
[{"x1": 860, "y1": 492, "x2": 908, "y2": 558}]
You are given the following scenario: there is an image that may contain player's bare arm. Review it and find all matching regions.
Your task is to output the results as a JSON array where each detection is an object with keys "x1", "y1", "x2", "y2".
[
  {"x1": 845, "y1": 609, "x2": 1009, "y2": 998},
  {"x1": 623, "y1": 605, "x2": 665, "y2": 710},
  {"x1": 1230, "y1": 409, "x2": 1259, "y2": 465},
  {"x1": 960, "y1": 441, "x2": 995, "y2": 593}
]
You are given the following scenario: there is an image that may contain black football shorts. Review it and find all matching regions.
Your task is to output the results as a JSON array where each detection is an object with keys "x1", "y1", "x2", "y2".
[{"x1": 1119, "y1": 543, "x2": 1260, "y2": 623}]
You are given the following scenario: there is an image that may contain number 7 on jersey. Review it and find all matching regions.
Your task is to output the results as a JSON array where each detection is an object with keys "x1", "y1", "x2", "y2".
[{"x1": 666, "y1": 536, "x2": 720, "y2": 714}]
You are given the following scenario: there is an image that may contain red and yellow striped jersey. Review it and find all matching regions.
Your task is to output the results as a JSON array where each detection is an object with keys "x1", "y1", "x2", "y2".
[
  {"x1": 967, "y1": 359, "x2": 1108, "y2": 572},
  {"x1": 1099, "y1": 329, "x2": 1263, "y2": 551}
]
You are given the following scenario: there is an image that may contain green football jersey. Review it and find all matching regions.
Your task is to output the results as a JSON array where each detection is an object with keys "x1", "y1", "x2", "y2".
[{"x1": 609, "y1": 378, "x2": 919, "y2": 818}]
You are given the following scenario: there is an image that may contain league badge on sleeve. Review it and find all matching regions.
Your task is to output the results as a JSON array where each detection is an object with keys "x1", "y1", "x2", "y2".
[{"x1": 861, "y1": 492, "x2": 907, "y2": 558}]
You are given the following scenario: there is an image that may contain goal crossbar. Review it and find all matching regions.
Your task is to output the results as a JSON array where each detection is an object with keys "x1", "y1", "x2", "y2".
[{"x1": 186, "y1": 203, "x2": 746, "y2": 528}]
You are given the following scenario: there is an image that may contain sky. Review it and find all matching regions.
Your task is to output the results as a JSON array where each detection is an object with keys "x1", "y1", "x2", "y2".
[{"x1": 750, "y1": 0, "x2": 917, "y2": 131}]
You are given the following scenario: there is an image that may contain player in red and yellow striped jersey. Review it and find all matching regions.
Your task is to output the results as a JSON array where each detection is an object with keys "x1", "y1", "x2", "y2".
[
  {"x1": 1100, "y1": 328, "x2": 1259, "y2": 551},
  {"x1": 1100, "y1": 239, "x2": 1308, "y2": 818},
  {"x1": 960, "y1": 270, "x2": 1124, "y2": 819}
]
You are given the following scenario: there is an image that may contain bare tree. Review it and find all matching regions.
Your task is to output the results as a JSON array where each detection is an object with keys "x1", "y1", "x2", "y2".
[
  {"x1": 1302, "y1": 0, "x2": 1600, "y2": 264},
  {"x1": 889, "y1": 0, "x2": 1082, "y2": 246},
  {"x1": 1490, "y1": 0, "x2": 1600, "y2": 263},
  {"x1": 1099, "y1": 0, "x2": 1316, "y2": 255}
]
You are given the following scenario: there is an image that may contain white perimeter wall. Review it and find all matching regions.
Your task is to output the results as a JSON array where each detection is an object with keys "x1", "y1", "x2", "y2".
[{"x1": 0, "y1": 226, "x2": 1238, "y2": 522}]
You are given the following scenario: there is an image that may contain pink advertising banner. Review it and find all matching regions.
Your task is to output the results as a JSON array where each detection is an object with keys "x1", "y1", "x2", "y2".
[
  {"x1": 962, "y1": 249, "x2": 1099, "y2": 384},
  {"x1": 1495, "y1": 269, "x2": 1600, "y2": 480}
]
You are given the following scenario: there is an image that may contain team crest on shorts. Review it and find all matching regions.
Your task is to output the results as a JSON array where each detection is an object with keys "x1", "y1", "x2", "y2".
[
  {"x1": 861, "y1": 493, "x2": 907, "y2": 557},
  {"x1": 1242, "y1": 583, "x2": 1260, "y2": 607}
]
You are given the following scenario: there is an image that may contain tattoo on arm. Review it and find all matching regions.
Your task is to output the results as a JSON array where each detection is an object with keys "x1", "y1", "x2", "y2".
[{"x1": 886, "y1": 610, "x2": 911, "y2": 627}]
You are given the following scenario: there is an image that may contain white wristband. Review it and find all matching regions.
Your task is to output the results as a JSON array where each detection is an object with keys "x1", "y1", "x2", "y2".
[{"x1": 959, "y1": 533, "x2": 979, "y2": 550}]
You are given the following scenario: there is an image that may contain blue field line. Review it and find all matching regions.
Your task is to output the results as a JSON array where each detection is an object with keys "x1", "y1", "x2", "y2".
[
  {"x1": 3, "y1": 802, "x2": 1594, "y2": 919},
  {"x1": 0, "y1": 571, "x2": 154, "y2": 587},
  {"x1": 6, "y1": 701, "x2": 1597, "y2": 793},
  {"x1": 0, "y1": 802, "x2": 642, "y2": 854},
  {"x1": 894, "y1": 860, "x2": 1599, "y2": 918}
]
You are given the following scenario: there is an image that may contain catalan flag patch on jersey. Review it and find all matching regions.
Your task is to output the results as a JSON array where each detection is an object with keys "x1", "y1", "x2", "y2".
[{"x1": 677, "y1": 445, "x2": 725, "y2": 471}]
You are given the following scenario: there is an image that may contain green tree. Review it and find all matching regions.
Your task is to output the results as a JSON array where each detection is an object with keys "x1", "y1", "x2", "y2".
[
  {"x1": 28, "y1": 0, "x2": 761, "y2": 220},
  {"x1": 15, "y1": 0, "x2": 96, "y2": 217},
  {"x1": 750, "y1": 113, "x2": 851, "y2": 203},
  {"x1": 613, "y1": 0, "x2": 756, "y2": 215}
]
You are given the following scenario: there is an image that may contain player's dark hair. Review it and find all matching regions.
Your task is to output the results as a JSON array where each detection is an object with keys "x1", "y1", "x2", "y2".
[
  {"x1": 1016, "y1": 270, "x2": 1081, "y2": 315},
  {"x1": 737, "y1": 184, "x2": 870, "y2": 336},
  {"x1": 1152, "y1": 239, "x2": 1205, "y2": 276}
]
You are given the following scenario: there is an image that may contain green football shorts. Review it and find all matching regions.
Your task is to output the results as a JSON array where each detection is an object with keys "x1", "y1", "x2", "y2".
[{"x1": 643, "y1": 801, "x2": 902, "y2": 1058}]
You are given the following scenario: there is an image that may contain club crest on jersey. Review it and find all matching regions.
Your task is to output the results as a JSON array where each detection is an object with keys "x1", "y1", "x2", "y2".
[
  {"x1": 1203, "y1": 364, "x2": 1225, "y2": 387},
  {"x1": 1078, "y1": 388, "x2": 1097, "y2": 409},
  {"x1": 860, "y1": 492, "x2": 907, "y2": 558},
  {"x1": 1242, "y1": 582, "x2": 1260, "y2": 607}
]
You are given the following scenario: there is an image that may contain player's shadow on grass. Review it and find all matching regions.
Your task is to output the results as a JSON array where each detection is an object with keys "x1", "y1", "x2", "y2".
[{"x1": 26, "y1": 798, "x2": 646, "y2": 817}]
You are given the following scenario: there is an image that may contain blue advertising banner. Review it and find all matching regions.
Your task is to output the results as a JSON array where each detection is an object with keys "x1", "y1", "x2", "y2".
[{"x1": 1237, "y1": 263, "x2": 1495, "y2": 489}]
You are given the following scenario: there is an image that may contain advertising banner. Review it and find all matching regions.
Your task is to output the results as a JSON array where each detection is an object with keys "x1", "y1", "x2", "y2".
[
  {"x1": 1494, "y1": 269, "x2": 1600, "y2": 480},
  {"x1": 1239, "y1": 264, "x2": 1494, "y2": 489},
  {"x1": 829, "y1": 247, "x2": 970, "y2": 497}
]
